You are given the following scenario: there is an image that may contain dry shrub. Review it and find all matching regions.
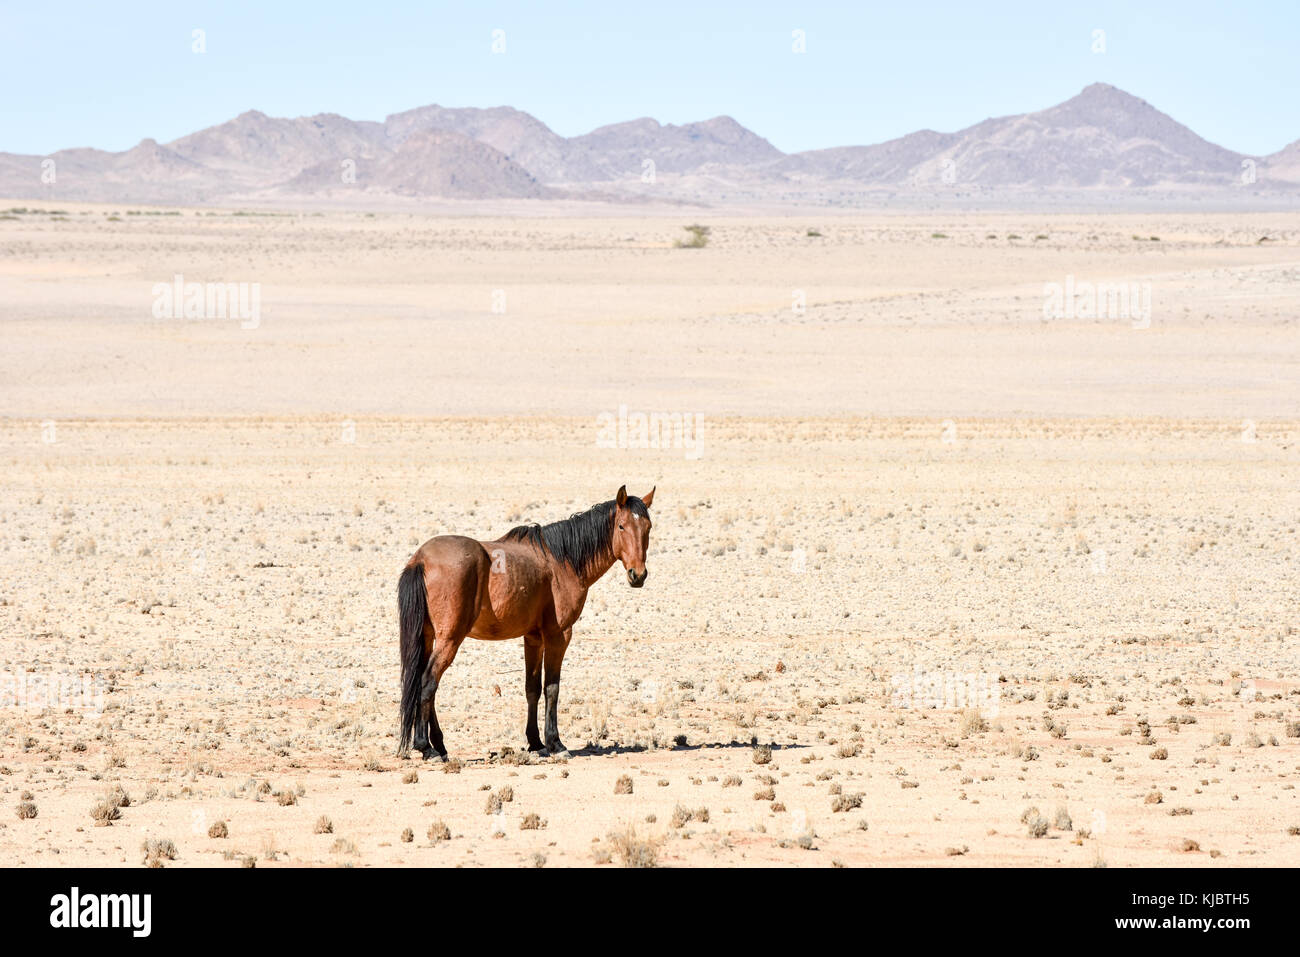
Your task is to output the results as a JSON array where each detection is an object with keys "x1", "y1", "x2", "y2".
[
  {"x1": 961, "y1": 708, "x2": 988, "y2": 736},
  {"x1": 1022, "y1": 806, "x2": 1049, "y2": 838},
  {"x1": 831, "y1": 792, "x2": 863, "y2": 813},
  {"x1": 604, "y1": 825, "x2": 661, "y2": 868},
  {"x1": 428, "y1": 820, "x2": 451, "y2": 843},
  {"x1": 142, "y1": 837, "x2": 177, "y2": 867},
  {"x1": 331, "y1": 838, "x2": 358, "y2": 856}
]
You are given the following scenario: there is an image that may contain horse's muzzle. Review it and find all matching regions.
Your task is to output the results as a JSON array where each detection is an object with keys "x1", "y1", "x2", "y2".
[{"x1": 627, "y1": 568, "x2": 647, "y2": 588}]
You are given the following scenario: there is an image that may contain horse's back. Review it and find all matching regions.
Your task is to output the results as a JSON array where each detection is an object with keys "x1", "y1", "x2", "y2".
[{"x1": 416, "y1": 534, "x2": 489, "y2": 568}]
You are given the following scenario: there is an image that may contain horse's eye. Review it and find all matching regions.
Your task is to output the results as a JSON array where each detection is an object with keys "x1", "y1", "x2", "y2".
[{"x1": 618, "y1": 524, "x2": 624, "y2": 530}]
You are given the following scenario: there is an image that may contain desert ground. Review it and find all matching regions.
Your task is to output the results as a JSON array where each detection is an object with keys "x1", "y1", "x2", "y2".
[{"x1": 1, "y1": 204, "x2": 1297, "y2": 867}]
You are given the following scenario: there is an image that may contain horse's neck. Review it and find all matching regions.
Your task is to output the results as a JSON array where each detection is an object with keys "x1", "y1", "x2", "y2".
[{"x1": 571, "y1": 549, "x2": 616, "y2": 591}]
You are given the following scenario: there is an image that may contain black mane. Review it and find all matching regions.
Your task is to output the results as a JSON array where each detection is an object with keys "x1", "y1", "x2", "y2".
[{"x1": 501, "y1": 497, "x2": 648, "y2": 576}]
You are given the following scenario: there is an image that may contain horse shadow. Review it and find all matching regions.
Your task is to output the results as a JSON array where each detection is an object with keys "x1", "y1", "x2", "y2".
[{"x1": 566, "y1": 739, "x2": 808, "y2": 758}]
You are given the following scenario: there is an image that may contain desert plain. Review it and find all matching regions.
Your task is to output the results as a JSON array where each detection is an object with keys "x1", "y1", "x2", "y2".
[{"x1": 0, "y1": 203, "x2": 1298, "y2": 867}]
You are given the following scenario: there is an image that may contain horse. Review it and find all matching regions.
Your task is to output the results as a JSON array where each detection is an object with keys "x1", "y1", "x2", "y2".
[{"x1": 398, "y1": 485, "x2": 655, "y2": 761}]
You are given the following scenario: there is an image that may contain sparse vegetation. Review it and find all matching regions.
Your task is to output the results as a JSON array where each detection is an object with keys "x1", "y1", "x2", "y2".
[
  {"x1": 428, "y1": 820, "x2": 451, "y2": 842},
  {"x1": 1022, "y1": 806, "x2": 1049, "y2": 838},
  {"x1": 141, "y1": 838, "x2": 177, "y2": 867},
  {"x1": 90, "y1": 799, "x2": 120, "y2": 826},
  {"x1": 674, "y1": 224, "x2": 711, "y2": 248},
  {"x1": 601, "y1": 825, "x2": 661, "y2": 867},
  {"x1": 831, "y1": 792, "x2": 863, "y2": 812}
]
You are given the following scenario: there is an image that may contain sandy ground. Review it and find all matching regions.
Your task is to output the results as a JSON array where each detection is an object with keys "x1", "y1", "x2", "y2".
[{"x1": 1, "y1": 205, "x2": 1298, "y2": 866}]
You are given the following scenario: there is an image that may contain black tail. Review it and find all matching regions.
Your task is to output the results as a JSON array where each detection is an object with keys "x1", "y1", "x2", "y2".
[{"x1": 397, "y1": 562, "x2": 429, "y2": 756}]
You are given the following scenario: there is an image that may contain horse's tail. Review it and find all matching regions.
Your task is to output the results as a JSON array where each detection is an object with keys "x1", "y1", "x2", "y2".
[{"x1": 397, "y1": 561, "x2": 429, "y2": 756}]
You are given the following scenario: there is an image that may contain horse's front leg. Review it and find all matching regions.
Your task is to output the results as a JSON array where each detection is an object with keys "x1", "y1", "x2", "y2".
[
  {"x1": 542, "y1": 626, "x2": 573, "y2": 756},
  {"x1": 524, "y1": 631, "x2": 544, "y2": 752}
]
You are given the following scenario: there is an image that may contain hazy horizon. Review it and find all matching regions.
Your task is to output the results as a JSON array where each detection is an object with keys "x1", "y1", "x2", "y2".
[{"x1": 3, "y1": 0, "x2": 1297, "y2": 157}]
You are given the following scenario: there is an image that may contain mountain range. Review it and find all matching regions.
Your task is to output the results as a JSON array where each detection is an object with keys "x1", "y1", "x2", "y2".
[{"x1": 2, "y1": 84, "x2": 1295, "y2": 205}]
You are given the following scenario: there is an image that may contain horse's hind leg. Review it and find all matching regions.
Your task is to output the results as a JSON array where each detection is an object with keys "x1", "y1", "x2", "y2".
[{"x1": 420, "y1": 630, "x2": 465, "y2": 760}]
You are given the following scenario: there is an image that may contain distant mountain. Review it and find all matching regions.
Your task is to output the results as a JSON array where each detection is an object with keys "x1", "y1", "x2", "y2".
[
  {"x1": 382, "y1": 104, "x2": 603, "y2": 183},
  {"x1": 781, "y1": 84, "x2": 1249, "y2": 188},
  {"x1": 1264, "y1": 138, "x2": 1300, "y2": 183},
  {"x1": 0, "y1": 84, "x2": 1292, "y2": 205},
  {"x1": 276, "y1": 129, "x2": 556, "y2": 199},
  {"x1": 567, "y1": 115, "x2": 785, "y2": 180},
  {"x1": 377, "y1": 108, "x2": 783, "y2": 183},
  {"x1": 168, "y1": 110, "x2": 388, "y2": 187},
  {"x1": 0, "y1": 138, "x2": 229, "y2": 202}
]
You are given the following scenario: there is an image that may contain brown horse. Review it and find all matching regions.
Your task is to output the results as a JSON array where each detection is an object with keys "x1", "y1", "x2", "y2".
[{"x1": 398, "y1": 485, "x2": 654, "y2": 761}]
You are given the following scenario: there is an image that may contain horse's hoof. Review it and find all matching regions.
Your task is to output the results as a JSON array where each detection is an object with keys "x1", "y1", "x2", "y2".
[
  {"x1": 420, "y1": 747, "x2": 446, "y2": 762},
  {"x1": 546, "y1": 741, "x2": 569, "y2": 759}
]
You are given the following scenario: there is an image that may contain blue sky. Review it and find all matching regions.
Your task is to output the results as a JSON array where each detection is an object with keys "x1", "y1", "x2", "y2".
[{"x1": 3, "y1": 1, "x2": 1296, "y2": 156}]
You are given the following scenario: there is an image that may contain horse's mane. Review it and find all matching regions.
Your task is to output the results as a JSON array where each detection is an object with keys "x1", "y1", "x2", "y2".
[{"x1": 500, "y1": 497, "x2": 648, "y2": 576}]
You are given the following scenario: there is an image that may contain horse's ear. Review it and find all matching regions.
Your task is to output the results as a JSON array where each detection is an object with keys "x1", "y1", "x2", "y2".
[
  {"x1": 641, "y1": 487, "x2": 655, "y2": 508},
  {"x1": 616, "y1": 485, "x2": 628, "y2": 507}
]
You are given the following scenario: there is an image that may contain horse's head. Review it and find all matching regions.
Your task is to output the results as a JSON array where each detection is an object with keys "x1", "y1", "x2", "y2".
[{"x1": 612, "y1": 485, "x2": 654, "y2": 587}]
